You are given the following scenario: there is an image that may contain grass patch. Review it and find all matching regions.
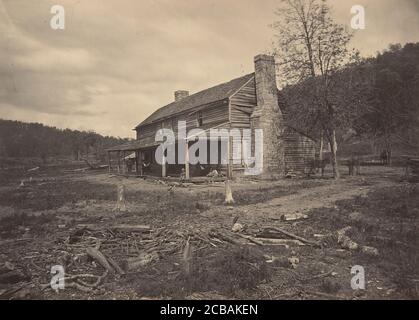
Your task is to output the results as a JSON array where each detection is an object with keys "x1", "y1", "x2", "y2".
[
  {"x1": 127, "y1": 245, "x2": 271, "y2": 298},
  {"x1": 0, "y1": 180, "x2": 116, "y2": 211},
  {"x1": 307, "y1": 183, "x2": 419, "y2": 298},
  {"x1": 229, "y1": 180, "x2": 326, "y2": 206},
  {"x1": 0, "y1": 212, "x2": 54, "y2": 238}
]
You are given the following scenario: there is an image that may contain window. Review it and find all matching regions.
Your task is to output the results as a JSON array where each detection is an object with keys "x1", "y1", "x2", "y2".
[{"x1": 197, "y1": 111, "x2": 203, "y2": 127}]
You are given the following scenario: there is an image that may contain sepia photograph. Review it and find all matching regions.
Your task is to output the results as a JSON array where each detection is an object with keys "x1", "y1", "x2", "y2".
[{"x1": 0, "y1": 0, "x2": 418, "y2": 306}]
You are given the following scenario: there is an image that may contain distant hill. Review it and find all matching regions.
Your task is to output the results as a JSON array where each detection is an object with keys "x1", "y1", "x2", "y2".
[
  {"x1": 0, "y1": 119, "x2": 132, "y2": 164},
  {"x1": 282, "y1": 42, "x2": 419, "y2": 160}
]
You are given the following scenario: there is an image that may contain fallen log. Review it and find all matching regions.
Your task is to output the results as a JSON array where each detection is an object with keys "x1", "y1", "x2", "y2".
[
  {"x1": 209, "y1": 230, "x2": 244, "y2": 246},
  {"x1": 65, "y1": 282, "x2": 97, "y2": 293},
  {"x1": 233, "y1": 233, "x2": 264, "y2": 246},
  {"x1": 303, "y1": 290, "x2": 347, "y2": 300},
  {"x1": 107, "y1": 256, "x2": 125, "y2": 275},
  {"x1": 281, "y1": 213, "x2": 308, "y2": 221},
  {"x1": 263, "y1": 227, "x2": 320, "y2": 247},
  {"x1": 86, "y1": 247, "x2": 115, "y2": 274},
  {"x1": 300, "y1": 269, "x2": 335, "y2": 282},
  {"x1": 256, "y1": 238, "x2": 305, "y2": 246},
  {"x1": 76, "y1": 271, "x2": 109, "y2": 288},
  {"x1": 111, "y1": 224, "x2": 151, "y2": 233},
  {"x1": 124, "y1": 252, "x2": 159, "y2": 271}
]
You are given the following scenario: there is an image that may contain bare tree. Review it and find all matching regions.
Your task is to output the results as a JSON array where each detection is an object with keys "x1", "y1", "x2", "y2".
[{"x1": 271, "y1": 0, "x2": 354, "y2": 179}]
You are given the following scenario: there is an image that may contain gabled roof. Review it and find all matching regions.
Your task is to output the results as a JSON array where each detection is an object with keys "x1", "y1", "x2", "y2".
[{"x1": 136, "y1": 73, "x2": 255, "y2": 128}]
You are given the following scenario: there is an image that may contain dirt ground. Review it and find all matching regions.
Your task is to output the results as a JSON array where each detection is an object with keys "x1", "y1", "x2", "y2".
[{"x1": 0, "y1": 164, "x2": 418, "y2": 300}]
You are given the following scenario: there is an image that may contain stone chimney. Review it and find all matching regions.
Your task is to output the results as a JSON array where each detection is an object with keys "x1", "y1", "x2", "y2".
[
  {"x1": 174, "y1": 90, "x2": 189, "y2": 102},
  {"x1": 251, "y1": 54, "x2": 285, "y2": 177}
]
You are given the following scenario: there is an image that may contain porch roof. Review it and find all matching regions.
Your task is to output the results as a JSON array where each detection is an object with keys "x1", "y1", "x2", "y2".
[{"x1": 106, "y1": 140, "x2": 160, "y2": 152}]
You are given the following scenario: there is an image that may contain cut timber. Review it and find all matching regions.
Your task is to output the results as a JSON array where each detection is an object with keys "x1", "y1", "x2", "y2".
[
  {"x1": 224, "y1": 180, "x2": 235, "y2": 205},
  {"x1": 124, "y1": 252, "x2": 159, "y2": 271},
  {"x1": 234, "y1": 233, "x2": 264, "y2": 246},
  {"x1": 281, "y1": 213, "x2": 308, "y2": 221},
  {"x1": 111, "y1": 224, "x2": 151, "y2": 233},
  {"x1": 86, "y1": 247, "x2": 115, "y2": 274},
  {"x1": 263, "y1": 227, "x2": 320, "y2": 247},
  {"x1": 209, "y1": 230, "x2": 245, "y2": 246},
  {"x1": 256, "y1": 238, "x2": 305, "y2": 246},
  {"x1": 107, "y1": 256, "x2": 125, "y2": 275}
]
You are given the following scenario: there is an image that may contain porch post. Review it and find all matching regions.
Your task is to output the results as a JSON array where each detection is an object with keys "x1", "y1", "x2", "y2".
[
  {"x1": 135, "y1": 150, "x2": 139, "y2": 174},
  {"x1": 227, "y1": 136, "x2": 233, "y2": 179},
  {"x1": 139, "y1": 150, "x2": 143, "y2": 176}
]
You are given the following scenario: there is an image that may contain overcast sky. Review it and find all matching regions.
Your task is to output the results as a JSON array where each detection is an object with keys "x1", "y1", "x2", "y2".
[{"x1": 1, "y1": 0, "x2": 418, "y2": 138}]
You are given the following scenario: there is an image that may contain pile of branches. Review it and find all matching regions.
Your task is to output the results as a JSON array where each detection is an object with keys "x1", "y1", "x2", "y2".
[{"x1": 1, "y1": 217, "x2": 322, "y2": 298}]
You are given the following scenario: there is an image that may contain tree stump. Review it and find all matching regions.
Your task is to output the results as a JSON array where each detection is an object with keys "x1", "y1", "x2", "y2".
[
  {"x1": 114, "y1": 184, "x2": 127, "y2": 212},
  {"x1": 182, "y1": 237, "x2": 192, "y2": 276},
  {"x1": 224, "y1": 180, "x2": 235, "y2": 205}
]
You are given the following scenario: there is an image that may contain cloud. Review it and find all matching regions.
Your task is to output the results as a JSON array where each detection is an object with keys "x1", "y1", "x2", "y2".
[
  {"x1": 0, "y1": 0, "x2": 418, "y2": 137},
  {"x1": 14, "y1": 47, "x2": 93, "y2": 72}
]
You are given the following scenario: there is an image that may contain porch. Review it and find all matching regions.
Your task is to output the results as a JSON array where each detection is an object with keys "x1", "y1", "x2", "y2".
[{"x1": 106, "y1": 135, "x2": 239, "y2": 180}]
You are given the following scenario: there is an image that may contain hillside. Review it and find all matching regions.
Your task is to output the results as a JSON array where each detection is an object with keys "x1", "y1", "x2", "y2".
[
  {"x1": 281, "y1": 43, "x2": 419, "y2": 160},
  {"x1": 0, "y1": 119, "x2": 132, "y2": 165}
]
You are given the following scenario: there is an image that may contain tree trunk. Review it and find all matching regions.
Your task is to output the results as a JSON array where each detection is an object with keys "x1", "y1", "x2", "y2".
[
  {"x1": 385, "y1": 133, "x2": 392, "y2": 166},
  {"x1": 329, "y1": 130, "x2": 340, "y2": 180}
]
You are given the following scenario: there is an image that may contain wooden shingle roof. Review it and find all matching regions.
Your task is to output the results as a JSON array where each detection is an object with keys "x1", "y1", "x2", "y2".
[{"x1": 136, "y1": 73, "x2": 255, "y2": 128}]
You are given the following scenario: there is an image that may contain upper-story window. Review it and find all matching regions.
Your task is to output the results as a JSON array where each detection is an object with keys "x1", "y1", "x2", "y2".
[{"x1": 197, "y1": 111, "x2": 203, "y2": 127}]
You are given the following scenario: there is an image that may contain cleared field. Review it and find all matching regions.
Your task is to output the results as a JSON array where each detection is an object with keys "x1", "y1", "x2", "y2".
[{"x1": 0, "y1": 164, "x2": 417, "y2": 299}]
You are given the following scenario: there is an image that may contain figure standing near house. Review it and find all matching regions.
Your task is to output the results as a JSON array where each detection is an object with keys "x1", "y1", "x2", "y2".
[{"x1": 142, "y1": 160, "x2": 151, "y2": 173}]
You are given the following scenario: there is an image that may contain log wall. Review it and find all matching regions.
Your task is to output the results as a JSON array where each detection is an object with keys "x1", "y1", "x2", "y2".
[{"x1": 283, "y1": 127, "x2": 316, "y2": 175}]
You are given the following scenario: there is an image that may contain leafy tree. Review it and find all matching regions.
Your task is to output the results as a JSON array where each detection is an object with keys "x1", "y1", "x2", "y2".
[
  {"x1": 272, "y1": 0, "x2": 356, "y2": 179},
  {"x1": 0, "y1": 119, "x2": 132, "y2": 163},
  {"x1": 355, "y1": 43, "x2": 419, "y2": 163}
]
